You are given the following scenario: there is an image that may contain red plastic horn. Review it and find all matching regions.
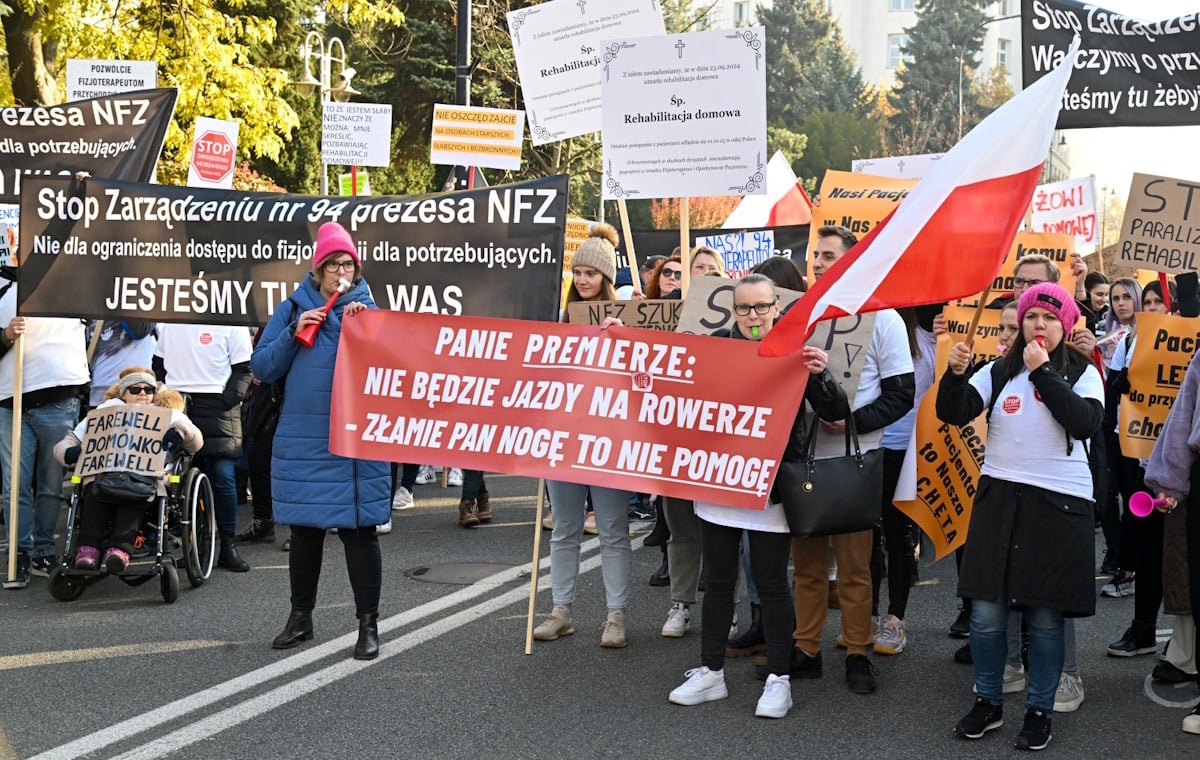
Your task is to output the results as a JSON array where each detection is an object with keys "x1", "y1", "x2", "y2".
[{"x1": 294, "y1": 277, "x2": 352, "y2": 349}]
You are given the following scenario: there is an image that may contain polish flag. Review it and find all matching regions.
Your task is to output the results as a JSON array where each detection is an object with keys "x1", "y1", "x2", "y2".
[
  {"x1": 722, "y1": 151, "x2": 812, "y2": 228},
  {"x1": 759, "y1": 39, "x2": 1080, "y2": 357}
]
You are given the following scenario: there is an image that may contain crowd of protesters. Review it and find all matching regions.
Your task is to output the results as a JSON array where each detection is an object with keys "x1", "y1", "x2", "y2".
[{"x1": 4, "y1": 220, "x2": 1200, "y2": 746}]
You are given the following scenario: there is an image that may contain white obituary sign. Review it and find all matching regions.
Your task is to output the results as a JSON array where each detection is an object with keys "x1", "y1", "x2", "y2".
[
  {"x1": 601, "y1": 27, "x2": 768, "y2": 200},
  {"x1": 851, "y1": 153, "x2": 945, "y2": 179},
  {"x1": 66, "y1": 59, "x2": 158, "y2": 102},
  {"x1": 321, "y1": 102, "x2": 393, "y2": 168},
  {"x1": 509, "y1": 0, "x2": 665, "y2": 145}
]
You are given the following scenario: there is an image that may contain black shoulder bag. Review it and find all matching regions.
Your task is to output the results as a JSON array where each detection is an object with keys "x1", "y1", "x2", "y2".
[
  {"x1": 775, "y1": 413, "x2": 884, "y2": 538},
  {"x1": 242, "y1": 299, "x2": 297, "y2": 440}
]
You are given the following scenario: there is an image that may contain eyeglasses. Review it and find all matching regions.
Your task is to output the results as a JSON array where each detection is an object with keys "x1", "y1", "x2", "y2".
[
  {"x1": 322, "y1": 259, "x2": 356, "y2": 273},
  {"x1": 1012, "y1": 277, "x2": 1046, "y2": 289},
  {"x1": 732, "y1": 301, "x2": 778, "y2": 316},
  {"x1": 126, "y1": 385, "x2": 155, "y2": 395},
  {"x1": 660, "y1": 268, "x2": 682, "y2": 280}
]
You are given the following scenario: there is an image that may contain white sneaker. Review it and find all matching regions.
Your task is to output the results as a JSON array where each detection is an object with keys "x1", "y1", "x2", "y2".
[
  {"x1": 415, "y1": 465, "x2": 436, "y2": 485},
  {"x1": 533, "y1": 605, "x2": 575, "y2": 641},
  {"x1": 669, "y1": 666, "x2": 728, "y2": 706},
  {"x1": 1184, "y1": 705, "x2": 1200, "y2": 735},
  {"x1": 873, "y1": 614, "x2": 906, "y2": 655},
  {"x1": 391, "y1": 486, "x2": 414, "y2": 511},
  {"x1": 662, "y1": 602, "x2": 690, "y2": 638},
  {"x1": 601, "y1": 610, "x2": 627, "y2": 648},
  {"x1": 376, "y1": 519, "x2": 392, "y2": 535},
  {"x1": 755, "y1": 674, "x2": 793, "y2": 718},
  {"x1": 972, "y1": 663, "x2": 1027, "y2": 695},
  {"x1": 448, "y1": 467, "x2": 463, "y2": 487},
  {"x1": 1054, "y1": 672, "x2": 1084, "y2": 713}
]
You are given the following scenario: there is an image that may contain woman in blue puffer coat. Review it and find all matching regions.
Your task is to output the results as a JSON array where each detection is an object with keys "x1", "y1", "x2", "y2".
[{"x1": 251, "y1": 221, "x2": 391, "y2": 661}]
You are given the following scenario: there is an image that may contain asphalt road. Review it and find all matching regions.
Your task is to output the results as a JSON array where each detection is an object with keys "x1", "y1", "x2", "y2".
[{"x1": 0, "y1": 472, "x2": 1197, "y2": 759}]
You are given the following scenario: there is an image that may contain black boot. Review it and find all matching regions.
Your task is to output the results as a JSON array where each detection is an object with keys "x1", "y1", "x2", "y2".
[
  {"x1": 648, "y1": 547, "x2": 670, "y2": 586},
  {"x1": 218, "y1": 532, "x2": 250, "y2": 572},
  {"x1": 644, "y1": 511, "x2": 671, "y2": 547},
  {"x1": 236, "y1": 518, "x2": 275, "y2": 544},
  {"x1": 726, "y1": 603, "x2": 765, "y2": 657},
  {"x1": 354, "y1": 613, "x2": 380, "y2": 660},
  {"x1": 272, "y1": 609, "x2": 313, "y2": 649}
]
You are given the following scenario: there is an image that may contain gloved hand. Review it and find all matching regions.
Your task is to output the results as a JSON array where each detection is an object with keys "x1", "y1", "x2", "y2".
[
  {"x1": 163, "y1": 428, "x2": 184, "y2": 453},
  {"x1": 64, "y1": 445, "x2": 81, "y2": 466}
]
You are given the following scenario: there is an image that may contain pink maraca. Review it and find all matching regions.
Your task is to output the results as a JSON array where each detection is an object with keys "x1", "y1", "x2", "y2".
[{"x1": 1129, "y1": 491, "x2": 1166, "y2": 518}]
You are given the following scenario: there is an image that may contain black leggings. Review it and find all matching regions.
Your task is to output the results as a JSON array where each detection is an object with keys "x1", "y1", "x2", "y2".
[
  {"x1": 248, "y1": 436, "x2": 273, "y2": 523},
  {"x1": 77, "y1": 489, "x2": 150, "y2": 554},
  {"x1": 288, "y1": 524, "x2": 381, "y2": 616},
  {"x1": 700, "y1": 519, "x2": 794, "y2": 676},
  {"x1": 871, "y1": 448, "x2": 915, "y2": 619}
]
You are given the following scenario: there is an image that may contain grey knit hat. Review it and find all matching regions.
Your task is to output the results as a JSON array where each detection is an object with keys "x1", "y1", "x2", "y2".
[{"x1": 571, "y1": 223, "x2": 618, "y2": 283}]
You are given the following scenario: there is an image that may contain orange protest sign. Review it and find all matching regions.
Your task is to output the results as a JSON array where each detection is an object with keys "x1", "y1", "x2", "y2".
[
  {"x1": 940, "y1": 305, "x2": 1004, "y2": 366},
  {"x1": 1118, "y1": 312, "x2": 1200, "y2": 459},
  {"x1": 330, "y1": 311, "x2": 809, "y2": 509},
  {"x1": 807, "y1": 170, "x2": 915, "y2": 282},
  {"x1": 893, "y1": 332, "x2": 990, "y2": 560},
  {"x1": 957, "y1": 231, "x2": 1077, "y2": 308}
]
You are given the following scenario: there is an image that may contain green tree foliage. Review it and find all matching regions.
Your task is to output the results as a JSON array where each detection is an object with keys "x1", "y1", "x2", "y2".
[
  {"x1": 886, "y1": 0, "x2": 988, "y2": 154},
  {"x1": 792, "y1": 110, "x2": 880, "y2": 185}
]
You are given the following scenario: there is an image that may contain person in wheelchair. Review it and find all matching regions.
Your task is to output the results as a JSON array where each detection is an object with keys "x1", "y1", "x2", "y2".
[{"x1": 52, "y1": 367, "x2": 203, "y2": 574}]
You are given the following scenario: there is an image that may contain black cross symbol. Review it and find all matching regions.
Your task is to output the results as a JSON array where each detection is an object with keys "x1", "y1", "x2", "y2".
[
  {"x1": 675, "y1": 40, "x2": 686, "y2": 58},
  {"x1": 577, "y1": 0, "x2": 587, "y2": 14}
]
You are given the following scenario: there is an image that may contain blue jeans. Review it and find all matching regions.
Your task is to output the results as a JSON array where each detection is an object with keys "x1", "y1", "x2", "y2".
[
  {"x1": 0, "y1": 398, "x2": 79, "y2": 556},
  {"x1": 971, "y1": 599, "x2": 1064, "y2": 712},
  {"x1": 196, "y1": 454, "x2": 237, "y2": 535}
]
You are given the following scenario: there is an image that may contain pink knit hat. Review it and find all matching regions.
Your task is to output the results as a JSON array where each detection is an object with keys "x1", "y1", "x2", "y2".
[
  {"x1": 1017, "y1": 281, "x2": 1081, "y2": 332},
  {"x1": 312, "y1": 222, "x2": 360, "y2": 270}
]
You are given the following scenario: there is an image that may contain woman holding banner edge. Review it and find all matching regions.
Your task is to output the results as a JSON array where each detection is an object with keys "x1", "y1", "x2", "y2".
[{"x1": 252, "y1": 221, "x2": 390, "y2": 661}]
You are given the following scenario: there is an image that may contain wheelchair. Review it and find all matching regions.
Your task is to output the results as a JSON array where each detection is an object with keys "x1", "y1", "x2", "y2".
[{"x1": 48, "y1": 455, "x2": 217, "y2": 604}]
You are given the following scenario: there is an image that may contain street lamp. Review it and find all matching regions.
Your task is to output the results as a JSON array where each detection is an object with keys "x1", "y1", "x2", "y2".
[
  {"x1": 293, "y1": 31, "x2": 359, "y2": 194},
  {"x1": 957, "y1": 14, "x2": 1019, "y2": 141}
]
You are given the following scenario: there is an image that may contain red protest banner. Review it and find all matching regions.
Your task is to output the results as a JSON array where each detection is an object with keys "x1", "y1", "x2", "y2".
[{"x1": 330, "y1": 311, "x2": 808, "y2": 509}]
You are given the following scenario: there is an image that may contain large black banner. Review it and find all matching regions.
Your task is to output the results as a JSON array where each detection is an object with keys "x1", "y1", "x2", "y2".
[
  {"x1": 1023, "y1": 0, "x2": 1200, "y2": 128},
  {"x1": 0, "y1": 88, "x2": 176, "y2": 204},
  {"x1": 18, "y1": 174, "x2": 568, "y2": 325}
]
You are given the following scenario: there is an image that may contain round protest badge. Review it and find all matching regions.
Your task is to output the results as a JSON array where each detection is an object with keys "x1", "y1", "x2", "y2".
[
  {"x1": 199, "y1": 332, "x2": 213, "y2": 346},
  {"x1": 192, "y1": 131, "x2": 236, "y2": 184},
  {"x1": 1001, "y1": 396, "x2": 1021, "y2": 415}
]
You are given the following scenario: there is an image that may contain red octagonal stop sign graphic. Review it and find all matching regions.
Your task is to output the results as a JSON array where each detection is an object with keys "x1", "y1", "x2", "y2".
[{"x1": 192, "y1": 131, "x2": 236, "y2": 184}]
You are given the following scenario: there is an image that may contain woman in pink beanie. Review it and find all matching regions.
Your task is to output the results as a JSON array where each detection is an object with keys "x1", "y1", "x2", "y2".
[
  {"x1": 251, "y1": 221, "x2": 390, "y2": 661},
  {"x1": 936, "y1": 281, "x2": 1103, "y2": 751}
]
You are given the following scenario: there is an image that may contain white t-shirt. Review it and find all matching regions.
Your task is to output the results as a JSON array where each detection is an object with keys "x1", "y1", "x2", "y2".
[
  {"x1": 812, "y1": 308, "x2": 914, "y2": 458},
  {"x1": 693, "y1": 499, "x2": 789, "y2": 533},
  {"x1": 154, "y1": 324, "x2": 252, "y2": 393},
  {"x1": 89, "y1": 322, "x2": 159, "y2": 407},
  {"x1": 968, "y1": 360, "x2": 1104, "y2": 500}
]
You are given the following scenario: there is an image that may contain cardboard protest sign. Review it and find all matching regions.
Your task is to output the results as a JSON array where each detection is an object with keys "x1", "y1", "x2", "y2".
[
  {"x1": 330, "y1": 311, "x2": 810, "y2": 509},
  {"x1": 1022, "y1": 0, "x2": 1200, "y2": 128},
  {"x1": 509, "y1": 0, "x2": 665, "y2": 144},
  {"x1": 1030, "y1": 176, "x2": 1098, "y2": 253},
  {"x1": 696, "y1": 229, "x2": 774, "y2": 278},
  {"x1": 74, "y1": 404, "x2": 171, "y2": 479},
  {"x1": 66, "y1": 59, "x2": 158, "y2": 102},
  {"x1": 19, "y1": 174, "x2": 568, "y2": 326},
  {"x1": 0, "y1": 88, "x2": 176, "y2": 204},
  {"x1": 1118, "y1": 172, "x2": 1200, "y2": 274},
  {"x1": 940, "y1": 305, "x2": 1005, "y2": 367},
  {"x1": 431, "y1": 105, "x2": 525, "y2": 172},
  {"x1": 567, "y1": 299, "x2": 681, "y2": 331},
  {"x1": 894, "y1": 332, "x2": 992, "y2": 560},
  {"x1": 956, "y1": 231, "x2": 1078, "y2": 309},
  {"x1": 807, "y1": 170, "x2": 915, "y2": 282},
  {"x1": 322, "y1": 102, "x2": 392, "y2": 168},
  {"x1": 188, "y1": 116, "x2": 239, "y2": 190},
  {"x1": 628, "y1": 224, "x2": 809, "y2": 273},
  {"x1": 674, "y1": 276, "x2": 801, "y2": 335},
  {"x1": 601, "y1": 26, "x2": 768, "y2": 199},
  {"x1": 1118, "y1": 312, "x2": 1200, "y2": 459},
  {"x1": 851, "y1": 153, "x2": 944, "y2": 179}
]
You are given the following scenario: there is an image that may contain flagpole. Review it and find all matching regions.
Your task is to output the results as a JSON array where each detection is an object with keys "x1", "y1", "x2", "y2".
[
  {"x1": 524, "y1": 479, "x2": 547, "y2": 655},
  {"x1": 964, "y1": 287, "x2": 993, "y2": 349},
  {"x1": 5, "y1": 333, "x2": 23, "y2": 585}
]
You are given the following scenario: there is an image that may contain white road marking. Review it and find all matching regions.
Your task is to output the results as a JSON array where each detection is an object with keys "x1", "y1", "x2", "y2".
[
  {"x1": 31, "y1": 536, "x2": 632, "y2": 760},
  {"x1": 0, "y1": 641, "x2": 237, "y2": 672},
  {"x1": 1143, "y1": 673, "x2": 1200, "y2": 709}
]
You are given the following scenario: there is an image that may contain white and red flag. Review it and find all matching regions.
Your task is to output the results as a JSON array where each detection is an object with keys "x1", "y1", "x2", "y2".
[
  {"x1": 722, "y1": 151, "x2": 812, "y2": 229},
  {"x1": 759, "y1": 38, "x2": 1080, "y2": 356}
]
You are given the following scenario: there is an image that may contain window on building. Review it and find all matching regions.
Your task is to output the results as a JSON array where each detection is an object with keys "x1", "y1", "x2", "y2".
[
  {"x1": 887, "y1": 34, "x2": 911, "y2": 69},
  {"x1": 997, "y1": 38, "x2": 1011, "y2": 71},
  {"x1": 734, "y1": 1, "x2": 750, "y2": 26},
  {"x1": 889, "y1": 0, "x2": 915, "y2": 10}
]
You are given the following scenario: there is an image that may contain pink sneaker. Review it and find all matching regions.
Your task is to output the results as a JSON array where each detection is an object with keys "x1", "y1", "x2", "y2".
[
  {"x1": 74, "y1": 545, "x2": 100, "y2": 570},
  {"x1": 103, "y1": 547, "x2": 130, "y2": 574}
]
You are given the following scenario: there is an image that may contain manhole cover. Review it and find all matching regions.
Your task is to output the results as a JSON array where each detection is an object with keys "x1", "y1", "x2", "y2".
[{"x1": 404, "y1": 563, "x2": 517, "y2": 584}]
